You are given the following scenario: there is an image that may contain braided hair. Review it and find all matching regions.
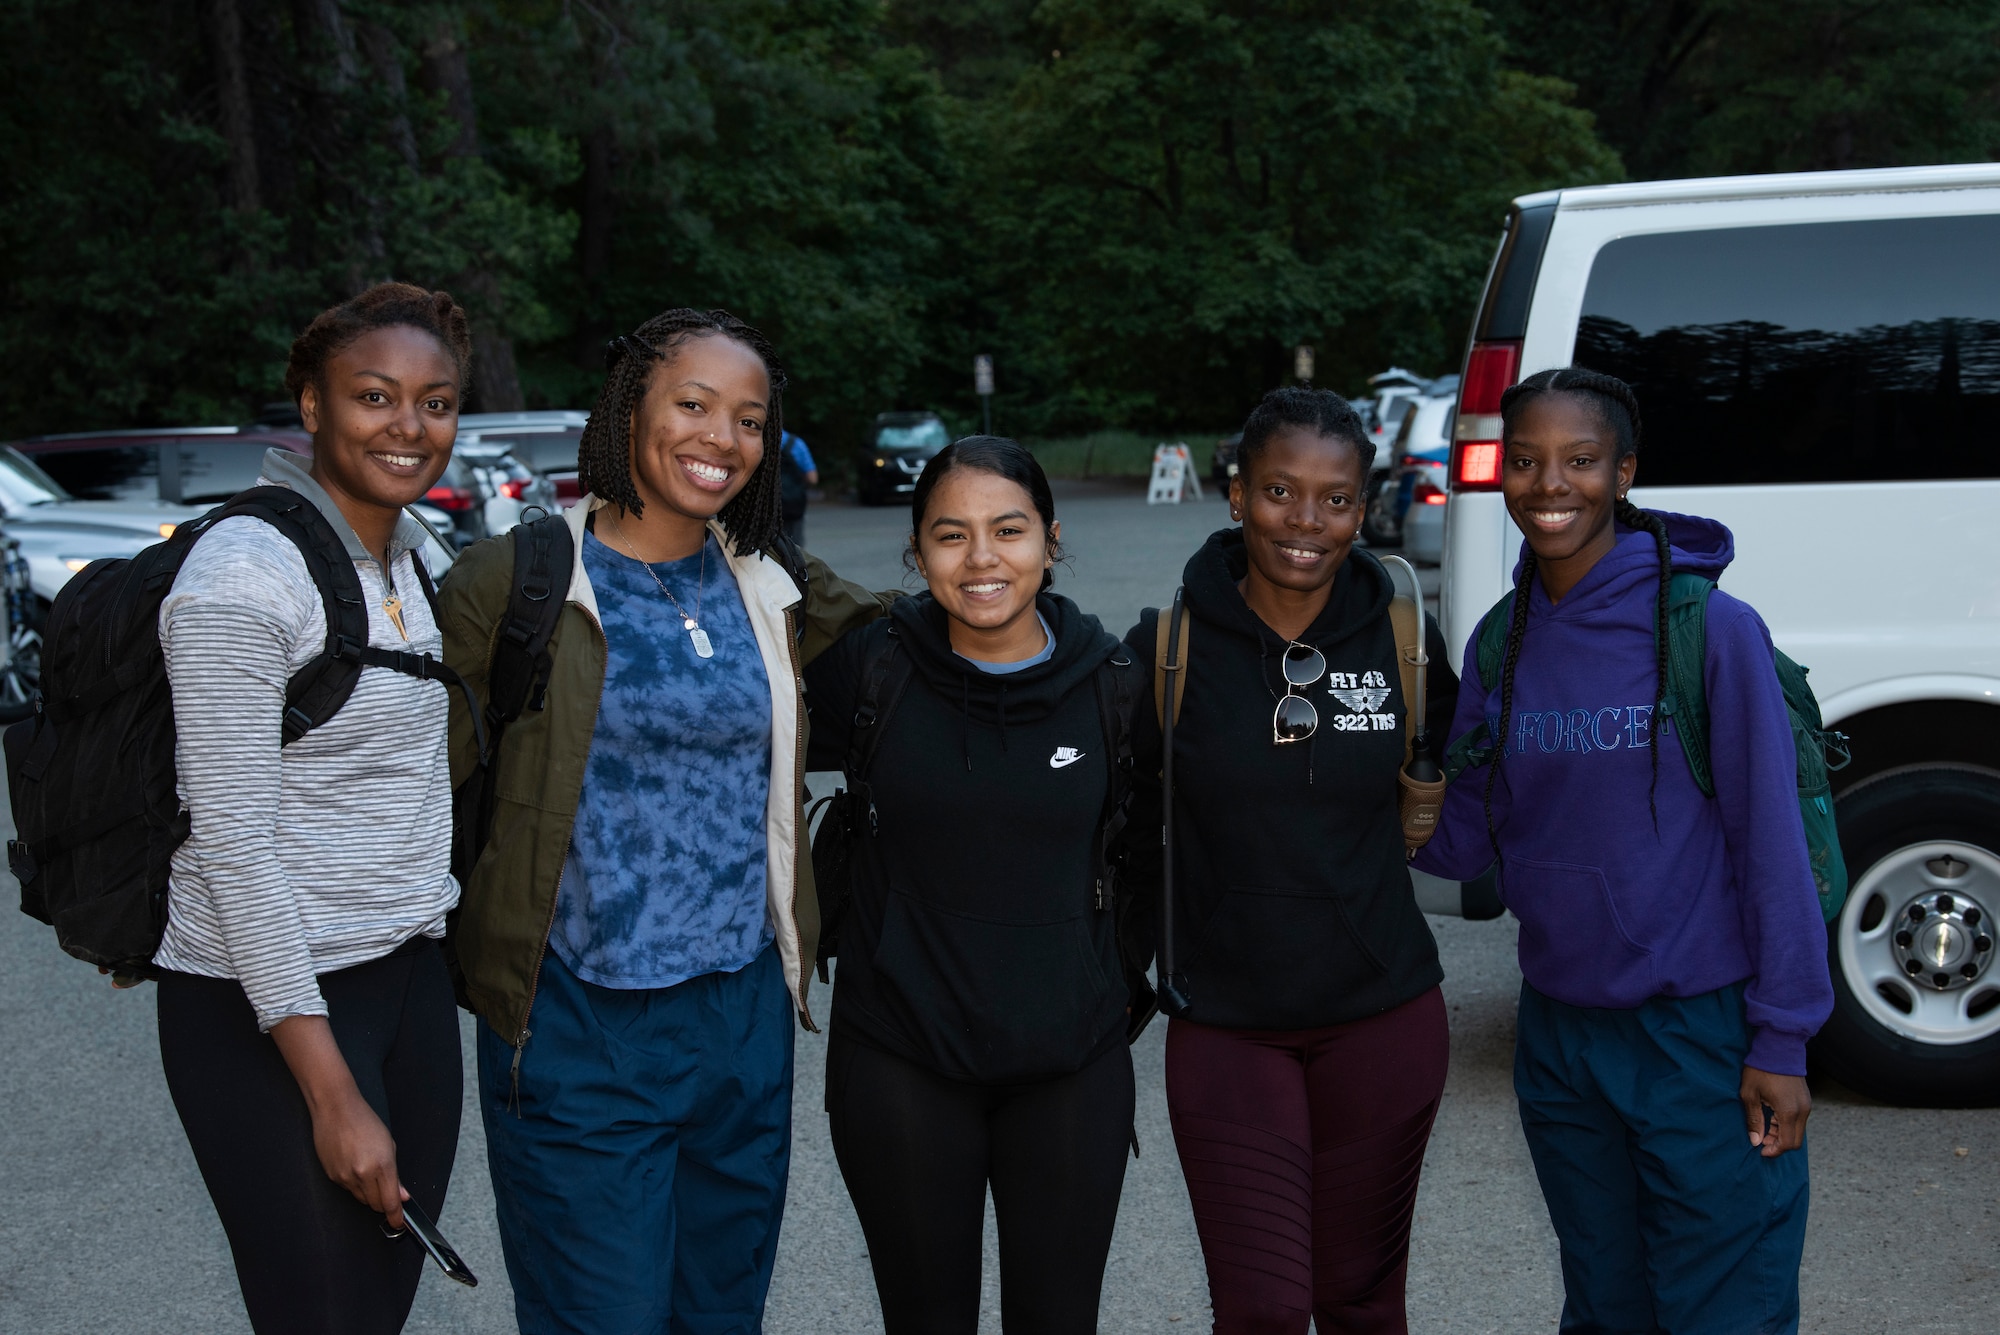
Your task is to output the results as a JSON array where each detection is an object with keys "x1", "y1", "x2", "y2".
[
  {"x1": 577, "y1": 308, "x2": 789, "y2": 554},
  {"x1": 1481, "y1": 366, "x2": 1670, "y2": 862}
]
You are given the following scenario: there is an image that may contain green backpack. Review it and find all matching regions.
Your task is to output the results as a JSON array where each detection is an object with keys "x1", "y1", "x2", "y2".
[{"x1": 1442, "y1": 572, "x2": 1851, "y2": 922}]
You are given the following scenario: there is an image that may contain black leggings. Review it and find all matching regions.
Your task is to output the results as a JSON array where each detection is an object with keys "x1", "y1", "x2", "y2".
[
  {"x1": 156, "y1": 938, "x2": 461, "y2": 1335},
  {"x1": 825, "y1": 1029, "x2": 1135, "y2": 1335}
]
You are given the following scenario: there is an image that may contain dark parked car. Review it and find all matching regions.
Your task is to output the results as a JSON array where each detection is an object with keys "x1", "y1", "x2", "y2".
[
  {"x1": 858, "y1": 411, "x2": 949, "y2": 506},
  {"x1": 1210, "y1": 432, "x2": 1243, "y2": 486}
]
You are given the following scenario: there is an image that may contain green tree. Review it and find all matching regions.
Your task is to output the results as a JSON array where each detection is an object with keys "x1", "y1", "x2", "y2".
[
  {"x1": 1487, "y1": 0, "x2": 2000, "y2": 179},
  {"x1": 945, "y1": 0, "x2": 1621, "y2": 433},
  {"x1": 0, "y1": 0, "x2": 571, "y2": 435},
  {"x1": 473, "y1": 0, "x2": 962, "y2": 457}
]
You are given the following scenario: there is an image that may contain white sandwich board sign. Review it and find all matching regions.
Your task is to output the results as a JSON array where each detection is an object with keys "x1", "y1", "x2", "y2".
[{"x1": 1146, "y1": 443, "x2": 1203, "y2": 505}]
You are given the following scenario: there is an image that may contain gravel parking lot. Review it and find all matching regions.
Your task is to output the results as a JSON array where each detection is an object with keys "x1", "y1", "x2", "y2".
[{"x1": 2, "y1": 481, "x2": 1995, "y2": 1332}]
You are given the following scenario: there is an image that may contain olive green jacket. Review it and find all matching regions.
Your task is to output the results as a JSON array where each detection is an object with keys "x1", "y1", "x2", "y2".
[{"x1": 437, "y1": 495, "x2": 896, "y2": 1052}]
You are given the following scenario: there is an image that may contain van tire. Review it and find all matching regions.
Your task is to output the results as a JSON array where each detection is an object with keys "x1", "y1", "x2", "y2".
[{"x1": 1809, "y1": 765, "x2": 2000, "y2": 1107}]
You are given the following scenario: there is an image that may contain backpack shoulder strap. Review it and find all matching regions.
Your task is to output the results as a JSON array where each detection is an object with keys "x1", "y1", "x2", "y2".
[
  {"x1": 209, "y1": 487, "x2": 372, "y2": 746},
  {"x1": 1088, "y1": 648, "x2": 1139, "y2": 911},
  {"x1": 1149, "y1": 586, "x2": 1191, "y2": 732},
  {"x1": 1663, "y1": 572, "x2": 1717, "y2": 798},
  {"x1": 486, "y1": 514, "x2": 576, "y2": 729},
  {"x1": 1441, "y1": 591, "x2": 1519, "y2": 783},
  {"x1": 1474, "y1": 590, "x2": 1516, "y2": 691},
  {"x1": 845, "y1": 627, "x2": 916, "y2": 809},
  {"x1": 767, "y1": 533, "x2": 813, "y2": 601},
  {"x1": 1388, "y1": 590, "x2": 1421, "y2": 767}
]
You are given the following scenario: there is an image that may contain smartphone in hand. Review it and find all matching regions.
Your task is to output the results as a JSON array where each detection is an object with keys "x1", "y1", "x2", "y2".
[{"x1": 380, "y1": 1199, "x2": 478, "y2": 1287}]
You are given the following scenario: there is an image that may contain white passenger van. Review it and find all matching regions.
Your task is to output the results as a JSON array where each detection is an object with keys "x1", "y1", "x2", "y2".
[{"x1": 1435, "y1": 163, "x2": 2000, "y2": 1106}]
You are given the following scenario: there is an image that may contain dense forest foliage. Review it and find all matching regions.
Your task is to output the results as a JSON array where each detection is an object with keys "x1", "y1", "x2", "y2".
[{"x1": 2, "y1": 0, "x2": 1995, "y2": 457}]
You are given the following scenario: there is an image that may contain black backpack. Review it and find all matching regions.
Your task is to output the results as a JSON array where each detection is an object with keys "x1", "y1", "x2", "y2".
[
  {"x1": 807, "y1": 628, "x2": 1158, "y2": 1041},
  {"x1": 6, "y1": 487, "x2": 480, "y2": 977}
]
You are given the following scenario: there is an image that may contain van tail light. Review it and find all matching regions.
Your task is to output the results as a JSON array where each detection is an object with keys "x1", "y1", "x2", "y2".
[
  {"x1": 424, "y1": 485, "x2": 478, "y2": 512},
  {"x1": 499, "y1": 479, "x2": 528, "y2": 500},
  {"x1": 1414, "y1": 480, "x2": 1446, "y2": 505},
  {"x1": 1451, "y1": 339, "x2": 1521, "y2": 492}
]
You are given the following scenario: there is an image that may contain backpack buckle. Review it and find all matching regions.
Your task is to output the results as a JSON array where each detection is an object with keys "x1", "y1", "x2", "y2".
[{"x1": 7, "y1": 839, "x2": 35, "y2": 883}]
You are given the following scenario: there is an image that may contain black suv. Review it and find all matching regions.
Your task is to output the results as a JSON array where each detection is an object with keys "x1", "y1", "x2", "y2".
[{"x1": 857, "y1": 411, "x2": 949, "y2": 506}]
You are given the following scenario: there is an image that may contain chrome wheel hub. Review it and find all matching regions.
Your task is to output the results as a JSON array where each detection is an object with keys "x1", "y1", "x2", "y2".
[{"x1": 1838, "y1": 842, "x2": 2000, "y2": 1046}]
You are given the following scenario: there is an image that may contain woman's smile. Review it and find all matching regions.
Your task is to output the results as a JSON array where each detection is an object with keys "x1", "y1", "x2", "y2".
[{"x1": 677, "y1": 454, "x2": 735, "y2": 491}]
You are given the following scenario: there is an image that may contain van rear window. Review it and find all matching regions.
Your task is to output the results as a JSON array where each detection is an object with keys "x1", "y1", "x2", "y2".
[{"x1": 1573, "y1": 215, "x2": 2000, "y2": 485}]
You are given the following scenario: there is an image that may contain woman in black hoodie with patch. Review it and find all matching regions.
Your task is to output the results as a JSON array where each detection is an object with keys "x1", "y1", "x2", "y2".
[
  {"x1": 1125, "y1": 388, "x2": 1457, "y2": 1335},
  {"x1": 805, "y1": 436, "x2": 1145, "y2": 1335}
]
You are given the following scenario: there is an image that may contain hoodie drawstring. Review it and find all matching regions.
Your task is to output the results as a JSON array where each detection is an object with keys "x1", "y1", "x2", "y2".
[
  {"x1": 997, "y1": 684, "x2": 1009, "y2": 754},
  {"x1": 961, "y1": 675, "x2": 972, "y2": 771}
]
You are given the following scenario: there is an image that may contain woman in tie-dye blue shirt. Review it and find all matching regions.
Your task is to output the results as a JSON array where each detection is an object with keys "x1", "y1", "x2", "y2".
[{"x1": 440, "y1": 308, "x2": 895, "y2": 1335}]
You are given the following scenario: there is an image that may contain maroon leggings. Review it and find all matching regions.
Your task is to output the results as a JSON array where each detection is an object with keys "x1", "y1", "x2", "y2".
[{"x1": 1165, "y1": 987, "x2": 1448, "y2": 1335}]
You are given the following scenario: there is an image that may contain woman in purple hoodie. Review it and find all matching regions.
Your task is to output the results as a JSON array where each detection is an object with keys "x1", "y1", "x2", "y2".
[{"x1": 1416, "y1": 367, "x2": 1833, "y2": 1334}]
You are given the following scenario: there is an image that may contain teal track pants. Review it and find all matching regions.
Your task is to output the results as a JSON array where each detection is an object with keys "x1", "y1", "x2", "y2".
[{"x1": 1514, "y1": 982, "x2": 1809, "y2": 1335}]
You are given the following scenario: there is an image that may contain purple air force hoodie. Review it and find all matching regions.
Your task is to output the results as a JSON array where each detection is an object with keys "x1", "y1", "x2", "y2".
[{"x1": 1414, "y1": 511, "x2": 1833, "y2": 1075}]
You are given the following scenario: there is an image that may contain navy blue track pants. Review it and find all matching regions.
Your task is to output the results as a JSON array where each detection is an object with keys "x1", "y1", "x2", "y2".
[
  {"x1": 1515, "y1": 982, "x2": 1810, "y2": 1335},
  {"x1": 478, "y1": 945, "x2": 795, "y2": 1335}
]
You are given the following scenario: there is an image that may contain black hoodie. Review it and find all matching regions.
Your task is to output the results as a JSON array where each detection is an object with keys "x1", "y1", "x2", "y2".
[
  {"x1": 1120, "y1": 528, "x2": 1457, "y2": 1031},
  {"x1": 805, "y1": 591, "x2": 1144, "y2": 1084}
]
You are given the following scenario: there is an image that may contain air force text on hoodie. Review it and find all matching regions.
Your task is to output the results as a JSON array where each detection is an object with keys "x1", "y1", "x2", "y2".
[{"x1": 1413, "y1": 512, "x2": 1833, "y2": 1076}]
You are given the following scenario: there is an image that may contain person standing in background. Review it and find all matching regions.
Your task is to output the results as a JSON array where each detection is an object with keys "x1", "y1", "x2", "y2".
[{"x1": 780, "y1": 429, "x2": 819, "y2": 546}]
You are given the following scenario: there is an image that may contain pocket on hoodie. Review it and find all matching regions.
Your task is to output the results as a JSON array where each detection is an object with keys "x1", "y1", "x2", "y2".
[
  {"x1": 869, "y1": 891, "x2": 1121, "y2": 1080},
  {"x1": 1507, "y1": 857, "x2": 1657, "y2": 1007}
]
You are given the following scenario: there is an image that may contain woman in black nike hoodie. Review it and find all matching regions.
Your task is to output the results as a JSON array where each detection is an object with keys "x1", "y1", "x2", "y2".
[
  {"x1": 805, "y1": 436, "x2": 1146, "y2": 1335},
  {"x1": 1124, "y1": 388, "x2": 1457, "y2": 1335}
]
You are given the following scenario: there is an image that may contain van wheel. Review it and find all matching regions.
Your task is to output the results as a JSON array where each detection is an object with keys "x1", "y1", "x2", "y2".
[{"x1": 1809, "y1": 766, "x2": 2000, "y2": 1107}]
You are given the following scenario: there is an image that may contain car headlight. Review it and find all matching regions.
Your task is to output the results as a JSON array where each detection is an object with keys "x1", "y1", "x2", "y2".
[
  {"x1": 872, "y1": 457, "x2": 887, "y2": 468},
  {"x1": 63, "y1": 558, "x2": 94, "y2": 572},
  {"x1": 158, "y1": 523, "x2": 177, "y2": 538}
]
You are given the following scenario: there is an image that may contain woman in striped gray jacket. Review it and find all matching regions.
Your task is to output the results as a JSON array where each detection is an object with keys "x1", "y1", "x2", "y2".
[{"x1": 150, "y1": 283, "x2": 471, "y2": 1335}]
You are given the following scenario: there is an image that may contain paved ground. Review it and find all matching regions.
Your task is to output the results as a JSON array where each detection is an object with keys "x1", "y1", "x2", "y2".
[{"x1": 3, "y1": 482, "x2": 1997, "y2": 1332}]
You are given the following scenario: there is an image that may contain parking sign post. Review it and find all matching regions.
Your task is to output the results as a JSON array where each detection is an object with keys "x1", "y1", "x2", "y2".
[{"x1": 974, "y1": 354, "x2": 994, "y2": 435}]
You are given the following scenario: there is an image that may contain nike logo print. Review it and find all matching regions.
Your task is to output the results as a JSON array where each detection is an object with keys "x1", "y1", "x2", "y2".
[{"x1": 1050, "y1": 747, "x2": 1085, "y2": 769}]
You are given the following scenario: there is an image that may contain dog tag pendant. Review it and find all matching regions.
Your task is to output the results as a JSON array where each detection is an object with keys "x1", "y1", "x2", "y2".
[
  {"x1": 383, "y1": 594, "x2": 409, "y2": 641},
  {"x1": 689, "y1": 626, "x2": 714, "y2": 659}
]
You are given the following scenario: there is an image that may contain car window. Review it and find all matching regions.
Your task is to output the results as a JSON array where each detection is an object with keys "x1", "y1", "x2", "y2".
[
  {"x1": 876, "y1": 420, "x2": 949, "y2": 450},
  {"x1": 29, "y1": 445, "x2": 160, "y2": 501},
  {"x1": 1573, "y1": 214, "x2": 2000, "y2": 485},
  {"x1": 471, "y1": 429, "x2": 581, "y2": 473},
  {"x1": 171, "y1": 439, "x2": 276, "y2": 503},
  {"x1": 0, "y1": 447, "x2": 71, "y2": 504}
]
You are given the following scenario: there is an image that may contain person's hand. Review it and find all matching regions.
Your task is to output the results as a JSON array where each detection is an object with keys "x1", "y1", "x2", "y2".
[
  {"x1": 1740, "y1": 1066, "x2": 1811, "y2": 1158},
  {"x1": 310, "y1": 1088, "x2": 410, "y2": 1229},
  {"x1": 270, "y1": 1014, "x2": 409, "y2": 1228}
]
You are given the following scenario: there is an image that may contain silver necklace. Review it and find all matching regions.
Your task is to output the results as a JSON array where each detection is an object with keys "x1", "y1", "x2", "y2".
[{"x1": 609, "y1": 514, "x2": 713, "y2": 659}]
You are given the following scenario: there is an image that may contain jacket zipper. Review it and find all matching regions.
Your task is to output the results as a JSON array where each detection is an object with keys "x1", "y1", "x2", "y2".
[
  {"x1": 786, "y1": 604, "x2": 817, "y2": 1032},
  {"x1": 509, "y1": 604, "x2": 603, "y2": 1112}
]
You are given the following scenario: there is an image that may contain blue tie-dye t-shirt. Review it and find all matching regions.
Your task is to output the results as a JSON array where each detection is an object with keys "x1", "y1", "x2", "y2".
[{"x1": 550, "y1": 529, "x2": 774, "y2": 988}]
